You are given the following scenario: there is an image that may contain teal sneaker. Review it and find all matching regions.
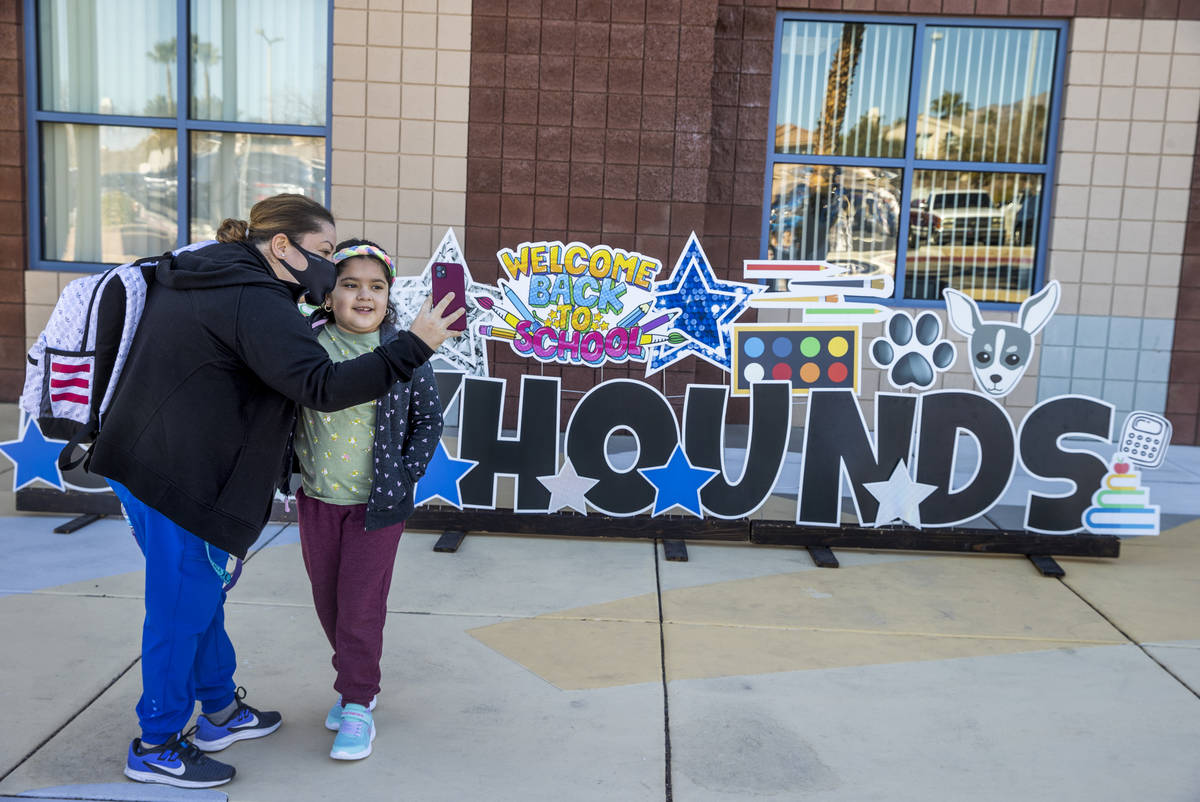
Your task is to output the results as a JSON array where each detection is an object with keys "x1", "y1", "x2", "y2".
[
  {"x1": 324, "y1": 695, "x2": 377, "y2": 731},
  {"x1": 330, "y1": 704, "x2": 375, "y2": 760}
]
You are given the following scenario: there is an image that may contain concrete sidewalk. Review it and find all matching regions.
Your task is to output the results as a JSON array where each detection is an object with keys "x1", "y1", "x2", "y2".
[{"x1": 1, "y1": 450, "x2": 1199, "y2": 799}]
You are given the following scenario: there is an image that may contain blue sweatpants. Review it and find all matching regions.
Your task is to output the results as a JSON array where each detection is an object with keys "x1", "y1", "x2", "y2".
[{"x1": 109, "y1": 481, "x2": 238, "y2": 745}]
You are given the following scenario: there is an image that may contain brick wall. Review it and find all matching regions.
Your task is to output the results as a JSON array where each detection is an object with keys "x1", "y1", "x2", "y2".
[
  {"x1": 0, "y1": 0, "x2": 23, "y2": 401},
  {"x1": 1166, "y1": 120, "x2": 1200, "y2": 443},
  {"x1": 465, "y1": 0, "x2": 766, "y2": 424}
]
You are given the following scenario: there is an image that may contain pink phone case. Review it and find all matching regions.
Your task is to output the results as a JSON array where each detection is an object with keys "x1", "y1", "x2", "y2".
[{"x1": 431, "y1": 262, "x2": 467, "y2": 331}]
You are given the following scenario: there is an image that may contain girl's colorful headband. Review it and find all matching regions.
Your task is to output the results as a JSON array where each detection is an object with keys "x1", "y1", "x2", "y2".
[{"x1": 332, "y1": 244, "x2": 395, "y2": 279}]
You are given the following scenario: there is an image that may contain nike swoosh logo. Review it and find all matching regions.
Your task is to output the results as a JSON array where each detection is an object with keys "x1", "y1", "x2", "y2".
[
  {"x1": 152, "y1": 760, "x2": 187, "y2": 776},
  {"x1": 232, "y1": 712, "x2": 259, "y2": 730}
]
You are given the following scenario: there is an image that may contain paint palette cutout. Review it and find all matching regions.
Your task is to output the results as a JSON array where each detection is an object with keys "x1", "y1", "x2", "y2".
[{"x1": 732, "y1": 325, "x2": 859, "y2": 396}]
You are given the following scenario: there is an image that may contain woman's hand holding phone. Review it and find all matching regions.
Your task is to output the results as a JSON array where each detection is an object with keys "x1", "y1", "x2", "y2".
[{"x1": 410, "y1": 294, "x2": 466, "y2": 351}]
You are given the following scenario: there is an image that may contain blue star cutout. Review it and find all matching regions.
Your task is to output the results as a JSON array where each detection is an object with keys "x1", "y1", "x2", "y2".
[
  {"x1": 638, "y1": 444, "x2": 719, "y2": 517},
  {"x1": 0, "y1": 418, "x2": 66, "y2": 491},
  {"x1": 413, "y1": 440, "x2": 478, "y2": 509},
  {"x1": 646, "y1": 233, "x2": 764, "y2": 376}
]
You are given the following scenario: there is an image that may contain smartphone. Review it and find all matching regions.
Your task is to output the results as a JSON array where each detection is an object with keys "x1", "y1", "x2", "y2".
[{"x1": 431, "y1": 262, "x2": 467, "y2": 331}]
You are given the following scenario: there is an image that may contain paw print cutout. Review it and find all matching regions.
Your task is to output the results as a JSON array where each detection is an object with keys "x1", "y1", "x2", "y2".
[{"x1": 870, "y1": 311, "x2": 957, "y2": 390}]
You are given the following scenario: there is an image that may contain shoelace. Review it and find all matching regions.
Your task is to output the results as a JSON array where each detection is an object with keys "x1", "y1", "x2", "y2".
[
  {"x1": 227, "y1": 686, "x2": 251, "y2": 722},
  {"x1": 340, "y1": 714, "x2": 368, "y2": 738},
  {"x1": 157, "y1": 726, "x2": 210, "y2": 765}
]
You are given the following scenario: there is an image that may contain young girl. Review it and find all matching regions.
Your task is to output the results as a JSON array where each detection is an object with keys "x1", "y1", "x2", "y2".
[{"x1": 294, "y1": 239, "x2": 443, "y2": 761}]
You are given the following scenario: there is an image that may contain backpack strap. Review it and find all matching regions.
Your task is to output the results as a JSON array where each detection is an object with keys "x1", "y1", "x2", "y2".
[
  {"x1": 57, "y1": 426, "x2": 94, "y2": 472},
  {"x1": 136, "y1": 250, "x2": 172, "y2": 283},
  {"x1": 69, "y1": 251, "x2": 173, "y2": 471}
]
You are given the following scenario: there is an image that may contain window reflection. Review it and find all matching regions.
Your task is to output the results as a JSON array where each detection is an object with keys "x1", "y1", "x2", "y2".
[
  {"x1": 774, "y1": 22, "x2": 913, "y2": 159},
  {"x1": 905, "y1": 171, "x2": 1043, "y2": 303},
  {"x1": 769, "y1": 164, "x2": 902, "y2": 282},
  {"x1": 42, "y1": 124, "x2": 178, "y2": 263},
  {"x1": 190, "y1": 132, "x2": 325, "y2": 241},
  {"x1": 38, "y1": 0, "x2": 176, "y2": 116},
  {"x1": 917, "y1": 27, "x2": 1057, "y2": 164},
  {"x1": 191, "y1": 0, "x2": 328, "y2": 125}
]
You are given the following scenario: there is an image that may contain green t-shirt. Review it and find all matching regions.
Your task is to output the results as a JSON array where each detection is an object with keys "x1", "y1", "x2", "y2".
[{"x1": 295, "y1": 325, "x2": 379, "y2": 505}]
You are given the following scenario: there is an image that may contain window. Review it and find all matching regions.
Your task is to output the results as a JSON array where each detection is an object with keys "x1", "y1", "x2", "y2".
[
  {"x1": 27, "y1": 0, "x2": 331, "y2": 269},
  {"x1": 764, "y1": 15, "x2": 1067, "y2": 306}
]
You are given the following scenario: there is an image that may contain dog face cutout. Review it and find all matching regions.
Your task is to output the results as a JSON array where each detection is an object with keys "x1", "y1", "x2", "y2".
[{"x1": 943, "y1": 281, "x2": 1060, "y2": 398}]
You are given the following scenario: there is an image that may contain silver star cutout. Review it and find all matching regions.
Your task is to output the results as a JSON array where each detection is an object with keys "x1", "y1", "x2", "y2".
[
  {"x1": 537, "y1": 457, "x2": 599, "y2": 515},
  {"x1": 390, "y1": 228, "x2": 501, "y2": 376},
  {"x1": 863, "y1": 460, "x2": 937, "y2": 528}
]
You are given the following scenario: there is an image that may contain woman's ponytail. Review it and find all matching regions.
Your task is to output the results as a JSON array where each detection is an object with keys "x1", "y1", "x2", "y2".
[
  {"x1": 228, "y1": 194, "x2": 334, "y2": 246},
  {"x1": 216, "y1": 218, "x2": 250, "y2": 243}
]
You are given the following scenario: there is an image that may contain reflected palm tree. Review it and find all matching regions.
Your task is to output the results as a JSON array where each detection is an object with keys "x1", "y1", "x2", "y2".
[
  {"x1": 192, "y1": 36, "x2": 222, "y2": 118},
  {"x1": 146, "y1": 38, "x2": 177, "y2": 116},
  {"x1": 815, "y1": 24, "x2": 864, "y2": 155},
  {"x1": 799, "y1": 24, "x2": 865, "y2": 266},
  {"x1": 930, "y1": 90, "x2": 971, "y2": 119}
]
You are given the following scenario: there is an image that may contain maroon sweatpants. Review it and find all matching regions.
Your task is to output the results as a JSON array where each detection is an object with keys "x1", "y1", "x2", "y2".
[{"x1": 296, "y1": 488, "x2": 405, "y2": 707}]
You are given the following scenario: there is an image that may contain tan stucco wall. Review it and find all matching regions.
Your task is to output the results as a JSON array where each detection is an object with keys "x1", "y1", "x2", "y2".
[
  {"x1": 328, "y1": 0, "x2": 472, "y2": 276},
  {"x1": 1053, "y1": 18, "x2": 1199, "y2": 319}
]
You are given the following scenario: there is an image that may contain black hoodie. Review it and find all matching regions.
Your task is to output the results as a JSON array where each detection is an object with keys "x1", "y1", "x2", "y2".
[{"x1": 90, "y1": 240, "x2": 433, "y2": 558}]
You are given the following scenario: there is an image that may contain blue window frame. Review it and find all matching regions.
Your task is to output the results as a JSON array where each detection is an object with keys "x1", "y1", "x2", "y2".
[
  {"x1": 763, "y1": 14, "x2": 1068, "y2": 308},
  {"x1": 24, "y1": 0, "x2": 334, "y2": 271}
]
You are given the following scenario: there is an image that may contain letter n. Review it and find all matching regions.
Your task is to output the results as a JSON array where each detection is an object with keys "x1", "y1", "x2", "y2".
[{"x1": 797, "y1": 390, "x2": 917, "y2": 526}]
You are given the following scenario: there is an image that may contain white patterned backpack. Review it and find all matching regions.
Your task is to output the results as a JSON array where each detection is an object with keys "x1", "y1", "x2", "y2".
[{"x1": 20, "y1": 241, "x2": 213, "y2": 469}]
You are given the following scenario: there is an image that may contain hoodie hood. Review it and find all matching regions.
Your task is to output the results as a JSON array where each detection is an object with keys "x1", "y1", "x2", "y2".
[{"x1": 157, "y1": 240, "x2": 303, "y2": 299}]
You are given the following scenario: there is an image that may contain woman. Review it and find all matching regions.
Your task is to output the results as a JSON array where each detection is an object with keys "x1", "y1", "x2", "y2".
[{"x1": 90, "y1": 194, "x2": 463, "y2": 789}]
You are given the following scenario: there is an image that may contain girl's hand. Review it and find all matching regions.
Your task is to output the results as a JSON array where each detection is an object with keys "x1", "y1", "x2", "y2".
[{"x1": 410, "y1": 294, "x2": 466, "y2": 350}]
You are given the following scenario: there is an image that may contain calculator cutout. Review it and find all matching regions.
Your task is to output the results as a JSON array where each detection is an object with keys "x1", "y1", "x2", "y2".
[{"x1": 1118, "y1": 412, "x2": 1171, "y2": 469}]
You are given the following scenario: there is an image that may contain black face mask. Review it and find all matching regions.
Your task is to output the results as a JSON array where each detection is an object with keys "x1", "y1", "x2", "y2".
[{"x1": 280, "y1": 240, "x2": 337, "y2": 305}]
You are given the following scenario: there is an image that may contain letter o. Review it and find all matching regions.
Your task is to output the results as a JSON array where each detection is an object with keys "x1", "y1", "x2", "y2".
[
  {"x1": 605, "y1": 327, "x2": 628, "y2": 359},
  {"x1": 571, "y1": 305, "x2": 593, "y2": 331},
  {"x1": 581, "y1": 331, "x2": 606, "y2": 363},
  {"x1": 588, "y1": 249, "x2": 613, "y2": 280}
]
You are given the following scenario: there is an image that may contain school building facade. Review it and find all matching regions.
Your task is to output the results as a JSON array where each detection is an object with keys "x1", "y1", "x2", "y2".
[{"x1": 3, "y1": 0, "x2": 1199, "y2": 442}]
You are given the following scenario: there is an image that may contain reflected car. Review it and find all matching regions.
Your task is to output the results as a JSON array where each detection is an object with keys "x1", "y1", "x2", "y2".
[
  {"x1": 909, "y1": 190, "x2": 1006, "y2": 247},
  {"x1": 192, "y1": 150, "x2": 320, "y2": 208},
  {"x1": 1003, "y1": 192, "x2": 1041, "y2": 246}
]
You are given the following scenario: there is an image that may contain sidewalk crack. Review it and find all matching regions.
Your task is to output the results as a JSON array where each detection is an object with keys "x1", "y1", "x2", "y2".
[
  {"x1": 0, "y1": 655, "x2": 141, "y2": 785},
  {"x1": 654, "y1": 539, "x2": 673, "y2": 802},
  {"x1": 1059, "y1": 578, "x2": 1199, "y2": 700}
]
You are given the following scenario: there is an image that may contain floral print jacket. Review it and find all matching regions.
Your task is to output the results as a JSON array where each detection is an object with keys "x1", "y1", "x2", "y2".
[{"x1": 365, "y1": 325, "x2": 443, "y2": 530}]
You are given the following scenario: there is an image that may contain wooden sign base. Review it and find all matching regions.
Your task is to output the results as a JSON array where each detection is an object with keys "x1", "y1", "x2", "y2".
[{"x1": 16, "y1": 488, "x2": 1119, "y2": 577}]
